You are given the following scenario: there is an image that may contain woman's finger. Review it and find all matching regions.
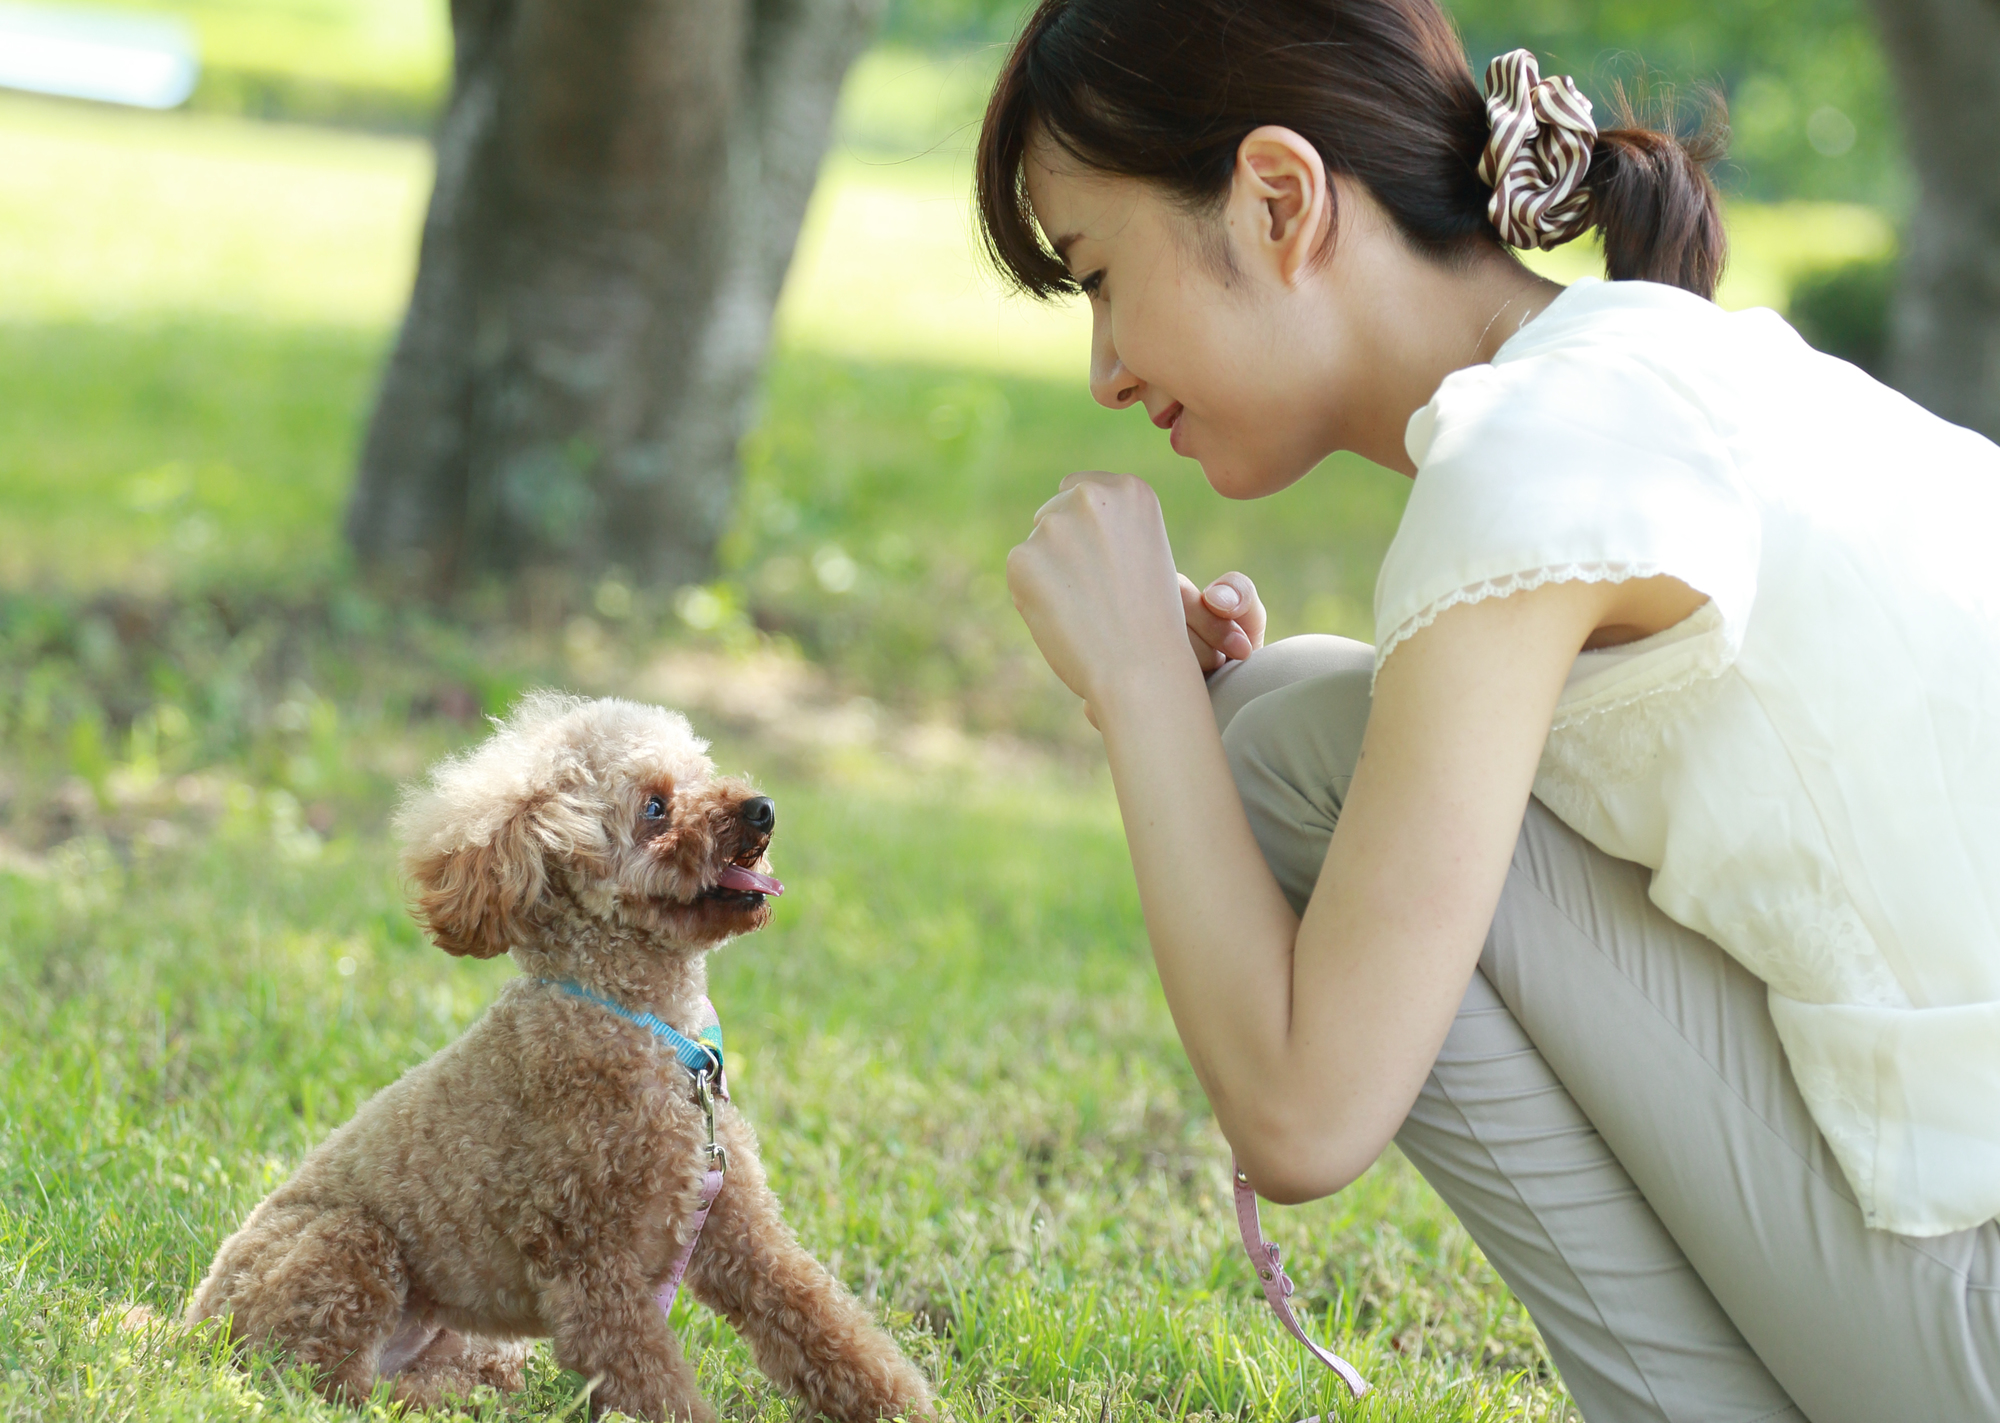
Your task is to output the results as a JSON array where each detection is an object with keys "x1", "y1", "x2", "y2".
[
  {"x1": 1201, "y1": 572, "x2": 1267, "y2": 651},
  {"x1": 1056, "y1": 468, "x2": 1121, "y2": 493},
  {"x1": 1033, "y1": 470, "x2": 1136, "y2": 526},
  {"x1": 1179, "y1": 575, "x2": 1242, "y2": 669},
  {"x1": 1007, "y1": 470, "x2": 1188, "y2": 712},
  {"x1": 1030, "y1": 485, "x2": 1076, "y2": 527}
]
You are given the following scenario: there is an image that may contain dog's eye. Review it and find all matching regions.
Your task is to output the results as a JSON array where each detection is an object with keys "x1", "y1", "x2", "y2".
[{"x1": 643, "y1": 795, "x2": 667, "y2": 820}]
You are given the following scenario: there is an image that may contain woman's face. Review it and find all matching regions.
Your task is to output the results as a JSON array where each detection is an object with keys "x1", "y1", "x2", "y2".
[{"x1": 1024, "y1": 134, "x2": 1364, "y2": 498}]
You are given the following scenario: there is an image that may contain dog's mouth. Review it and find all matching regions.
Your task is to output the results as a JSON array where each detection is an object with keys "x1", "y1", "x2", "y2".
[{"x1": 703, "y1": 852, "x2": 784, "y2": 903}]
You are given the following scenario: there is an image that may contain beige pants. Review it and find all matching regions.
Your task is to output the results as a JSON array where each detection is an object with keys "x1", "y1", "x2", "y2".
[{"x1": 1209, "y1": 636, "x2": 1999, "y2": 1423}]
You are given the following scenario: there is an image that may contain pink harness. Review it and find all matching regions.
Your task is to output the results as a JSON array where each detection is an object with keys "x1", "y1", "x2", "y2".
[
  {"x1": 545, "y1": 980, "x2": 729, "y2": 1318},
  {"x1": 654, "y1": 1106, "x2": 725, "y2": 1315}
]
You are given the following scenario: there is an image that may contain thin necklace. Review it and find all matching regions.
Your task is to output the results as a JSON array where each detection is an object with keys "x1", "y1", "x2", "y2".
[{"x1": 1475, "y1": 293, "x2": 1529, "y2": 360}]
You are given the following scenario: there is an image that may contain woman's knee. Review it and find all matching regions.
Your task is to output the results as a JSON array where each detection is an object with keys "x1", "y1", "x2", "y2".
[
  {"x1": 1208, "y1": 634, "x2": 1374, "y2": 734},
  {"x1": 1219, "y1": 659, "x2": 1373, "y2": 912}
]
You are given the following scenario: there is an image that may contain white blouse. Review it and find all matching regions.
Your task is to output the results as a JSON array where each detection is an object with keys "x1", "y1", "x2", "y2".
[{"x1": 1376, "y1": 278, "x2": 2000, "y2": 1237}]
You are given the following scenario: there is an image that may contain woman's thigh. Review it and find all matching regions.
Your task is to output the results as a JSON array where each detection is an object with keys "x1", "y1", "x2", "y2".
[
  {"x1": 1214, "y1": 637, "x2": 1999, "y2": 1422},
  {"x1": 1494, "y1": 803, "x2": 1998, "y2": 1422}
]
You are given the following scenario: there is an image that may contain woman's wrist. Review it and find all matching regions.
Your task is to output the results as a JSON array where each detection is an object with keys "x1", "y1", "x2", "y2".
[{"x1": 1088, "y1": 638, "x2": 1213, "y2": 735}]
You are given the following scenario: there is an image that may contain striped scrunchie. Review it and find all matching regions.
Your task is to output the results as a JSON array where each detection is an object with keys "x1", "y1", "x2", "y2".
[{"x1": 1477, "y1": 49, "x2": 1598, "y2": 250}]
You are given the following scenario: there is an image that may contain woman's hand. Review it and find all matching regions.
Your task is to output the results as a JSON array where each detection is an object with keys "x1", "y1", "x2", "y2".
[
  {"x1": 1180, "y1": 571, "x2": 1266, "y2": 672},
  {"x1": 1006, "y1": 472, "x2": 1194, "y2": 721}
]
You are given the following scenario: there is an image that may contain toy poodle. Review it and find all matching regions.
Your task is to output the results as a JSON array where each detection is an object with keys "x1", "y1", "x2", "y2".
[{"x1": 186, "y1": 693, "x2": 935, "y2": 1422}]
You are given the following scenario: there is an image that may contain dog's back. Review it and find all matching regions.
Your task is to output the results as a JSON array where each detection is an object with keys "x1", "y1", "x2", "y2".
[{"x1": 189, "y1": 978, "x2": 710, "y2": 1345}]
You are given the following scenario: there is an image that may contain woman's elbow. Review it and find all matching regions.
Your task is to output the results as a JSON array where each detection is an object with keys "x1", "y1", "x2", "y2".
[{"x1": 1230, "y1": 1116, "x2": 1376, "y2": 1205}]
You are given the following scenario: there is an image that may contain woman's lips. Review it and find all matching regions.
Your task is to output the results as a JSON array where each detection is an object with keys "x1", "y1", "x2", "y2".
[{"x1": 1152, "y1": 400, "x2": 1189, "y2": 456}]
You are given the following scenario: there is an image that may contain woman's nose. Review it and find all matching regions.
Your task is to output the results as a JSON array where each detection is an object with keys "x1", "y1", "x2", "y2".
[{"x1": 1089, "y1": 307, "x2": 1142, "y2": 410}]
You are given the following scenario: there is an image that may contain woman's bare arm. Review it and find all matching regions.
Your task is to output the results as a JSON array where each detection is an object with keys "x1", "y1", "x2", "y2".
[{"x1": 1009, "y1": 472, "x2": 1698, "y2": 1202}]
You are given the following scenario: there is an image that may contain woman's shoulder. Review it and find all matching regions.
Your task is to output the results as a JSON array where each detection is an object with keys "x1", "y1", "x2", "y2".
[
  {"x1": 1378, "y1": 283, "x2": 1766, "y2": 674},
  {"x1": 1402, "y1": 287, "x2": 1755, "y2": 515},
  {"x1": 1410, "y1": 280, "x2": 1791, "y2": 465}
]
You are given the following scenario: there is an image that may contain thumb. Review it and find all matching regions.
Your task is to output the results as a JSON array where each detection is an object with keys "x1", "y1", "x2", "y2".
[{"x1": 1201, "y1": 572, "x2": 1265, "y2": 649}]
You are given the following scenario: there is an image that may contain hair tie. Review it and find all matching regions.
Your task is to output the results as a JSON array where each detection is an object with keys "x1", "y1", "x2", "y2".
[{"x1": 1477, "y1": 49, "x2": 1597, "y2": 250}]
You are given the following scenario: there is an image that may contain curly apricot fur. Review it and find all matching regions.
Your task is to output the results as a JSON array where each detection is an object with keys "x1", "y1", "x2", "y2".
[{"x1": 186, "y1": 695, "x2": 934, "y2": 1422}]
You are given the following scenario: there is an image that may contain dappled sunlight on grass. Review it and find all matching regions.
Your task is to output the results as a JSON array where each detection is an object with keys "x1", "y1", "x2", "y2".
[
  {"x1": 0, "y1": 321, "x2": 386, "y2": 591},
  {"x1": 776, "y1": 150, "x2": 1093, "y2": 379}
]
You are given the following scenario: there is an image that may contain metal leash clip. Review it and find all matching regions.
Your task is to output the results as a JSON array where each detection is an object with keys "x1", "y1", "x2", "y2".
[{"x1": 696, "y1": 1069, "x2": 728, "y2": 1172}]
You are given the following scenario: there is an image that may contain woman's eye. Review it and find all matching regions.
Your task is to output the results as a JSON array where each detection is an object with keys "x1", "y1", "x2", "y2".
[
  {"x1": 644, "y1": 795, "x2": 666, "y2": 820},
  {"x1": 1077, "y1": 270, "x2": 1105, "y2": 298}
]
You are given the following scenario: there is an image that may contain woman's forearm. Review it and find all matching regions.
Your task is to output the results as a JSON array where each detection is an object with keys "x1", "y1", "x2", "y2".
[
  {"x1": 1004, "y1": 474, "x2": 1603, "y2": 1200},
  {"x1": 1092, "y1": 587, "x2": 1597, "y2": 1201},
  {"x1": 1091, "y1": 655, "x2": 1312, "y2": 1144}
]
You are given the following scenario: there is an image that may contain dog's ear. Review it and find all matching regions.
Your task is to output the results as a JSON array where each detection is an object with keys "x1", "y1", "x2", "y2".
[
  {"x1": 404, "y1": 807, "x2": 546, "y2": 958},
  {"x1": 395, "y1": 692, "x2": 624, "y2": 958}
]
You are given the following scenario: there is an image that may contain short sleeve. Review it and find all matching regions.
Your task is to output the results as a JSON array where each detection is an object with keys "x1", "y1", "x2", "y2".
[{"x1": 1374, "y1": 347, "x2": 1761, "y2": 694}]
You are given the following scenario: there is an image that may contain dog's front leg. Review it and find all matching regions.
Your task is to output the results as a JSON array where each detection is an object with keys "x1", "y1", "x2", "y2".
[
  {"x1": 688, "y1": 1128, "x2": 935, "y2": 1423},
  {"x1": 544, "y1": 1268, "x2": 714, "y2": 1423}
]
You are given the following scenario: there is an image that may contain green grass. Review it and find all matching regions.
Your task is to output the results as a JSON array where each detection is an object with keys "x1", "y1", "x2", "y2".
[
  {"x1": 0, "y1": 71, "x2": 1900, "y2": 1422},
  {"x1": 0, "y1": 617, "x2": 1567, "y2": 1420},
  {"x1": 0, "y1": 753, "x2": 1566, "y2": 1423}
]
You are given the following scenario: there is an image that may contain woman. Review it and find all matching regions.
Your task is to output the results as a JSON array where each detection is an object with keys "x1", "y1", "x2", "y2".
[{"x1": 979, "y1": 2, "x2": 2000, "y2": 1419}]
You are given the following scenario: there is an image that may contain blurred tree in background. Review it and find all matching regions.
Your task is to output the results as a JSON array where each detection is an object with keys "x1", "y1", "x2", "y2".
[
  {"x1": 1868, "y1": 0, "x2": 2000, "y2": 444},
  {"x1": 344, "y1": 0, "x2": 882, "y2": 594}
]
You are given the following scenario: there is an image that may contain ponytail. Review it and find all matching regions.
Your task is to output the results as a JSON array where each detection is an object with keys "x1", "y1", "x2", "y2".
[{"x1": 1587, "y1": 103, "x2": 1729, "y2": 299}]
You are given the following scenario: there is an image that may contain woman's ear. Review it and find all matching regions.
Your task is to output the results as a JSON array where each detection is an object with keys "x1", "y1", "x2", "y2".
[
  {"x1": 405, "y1": 809, "x2": 546, "y2": 959},
  {"x1": 1227, "y1": 125, "x2": 1333, "y2": 285}
]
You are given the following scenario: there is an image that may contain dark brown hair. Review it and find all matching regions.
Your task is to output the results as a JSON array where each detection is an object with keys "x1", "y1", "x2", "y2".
[{"x1": 975, "y1": 0, "x2": 1727, "y2": 300}]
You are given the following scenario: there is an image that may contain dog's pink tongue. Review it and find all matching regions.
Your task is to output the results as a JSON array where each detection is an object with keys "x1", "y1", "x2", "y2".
[{"x1": 716, "y1": 864, "x2": 784, "y2": 896}]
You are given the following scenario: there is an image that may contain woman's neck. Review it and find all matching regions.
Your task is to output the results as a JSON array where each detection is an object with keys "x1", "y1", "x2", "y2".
[{"x1": 1333, "y1": 242, "x2": 1564, "y2": 476}]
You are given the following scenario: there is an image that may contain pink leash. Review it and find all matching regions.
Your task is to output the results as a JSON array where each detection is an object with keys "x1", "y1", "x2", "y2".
[
  {"x1": 654, "y1": 997, "x2": 728, "y2": 1317},
  {"x1": 656, "y1": 1164, "x2": 725, "y2": 1315},
  {"x1": 641, "y1": 988, "x2": 1370, "y2": 1410},
  {"x1": 1233, "y1": 1154, "x2": 1370, "y2": 1407}
]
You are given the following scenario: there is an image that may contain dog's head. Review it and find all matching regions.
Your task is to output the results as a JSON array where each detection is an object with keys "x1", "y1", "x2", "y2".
[{"x1": 395, "y1": 693, "x2": 781, "y2": 961}]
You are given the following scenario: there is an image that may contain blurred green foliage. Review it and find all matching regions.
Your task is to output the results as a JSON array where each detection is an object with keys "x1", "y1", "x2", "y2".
[
  {"x1": 1787, "y1": 257, "x2": 1896, "y2": 376},
  {"x1": 879, "y1": 0, "x2": 1904, "y2": 207},
  {"x1": 17, "y1": 0, "x2": 1906, "y2": 206},
  {"x1": 1448, "y1": 0, "x2": 1901, "y2": 208}
]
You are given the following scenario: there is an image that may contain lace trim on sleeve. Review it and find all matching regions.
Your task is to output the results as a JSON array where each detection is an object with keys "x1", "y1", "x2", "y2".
[{"x1": 1372, "y1": 560, "x2": 1667, "y2": 687}]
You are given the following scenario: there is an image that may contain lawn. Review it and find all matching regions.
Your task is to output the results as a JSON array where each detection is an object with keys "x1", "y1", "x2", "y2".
[{"x1": 0, "y1": 66, "x2": 1892, "y2": 1422}]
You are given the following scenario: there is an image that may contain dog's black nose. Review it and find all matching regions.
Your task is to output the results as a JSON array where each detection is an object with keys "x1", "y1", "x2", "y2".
[{"x1": 740, "y1": 796, "x2": 775, "y2": 834}]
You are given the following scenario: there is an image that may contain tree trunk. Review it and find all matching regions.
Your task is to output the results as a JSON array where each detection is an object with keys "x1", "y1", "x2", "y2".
[
  {"x1": 345, "y1": 0, "x2": 882, "y2": 593},
  {"x1": 1868, "y1": 0, "x2": 2000, "y2": 443}
]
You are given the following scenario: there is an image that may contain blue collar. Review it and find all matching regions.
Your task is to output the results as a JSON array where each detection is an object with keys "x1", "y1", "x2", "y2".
[{"x1": 544, "y1": 979, "x2": 723, "y2": 1082}]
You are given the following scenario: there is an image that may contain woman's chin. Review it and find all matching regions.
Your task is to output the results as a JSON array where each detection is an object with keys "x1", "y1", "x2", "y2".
[{"x1": 1199, "y1": 450, "x2": 1314, "y2": 502}]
